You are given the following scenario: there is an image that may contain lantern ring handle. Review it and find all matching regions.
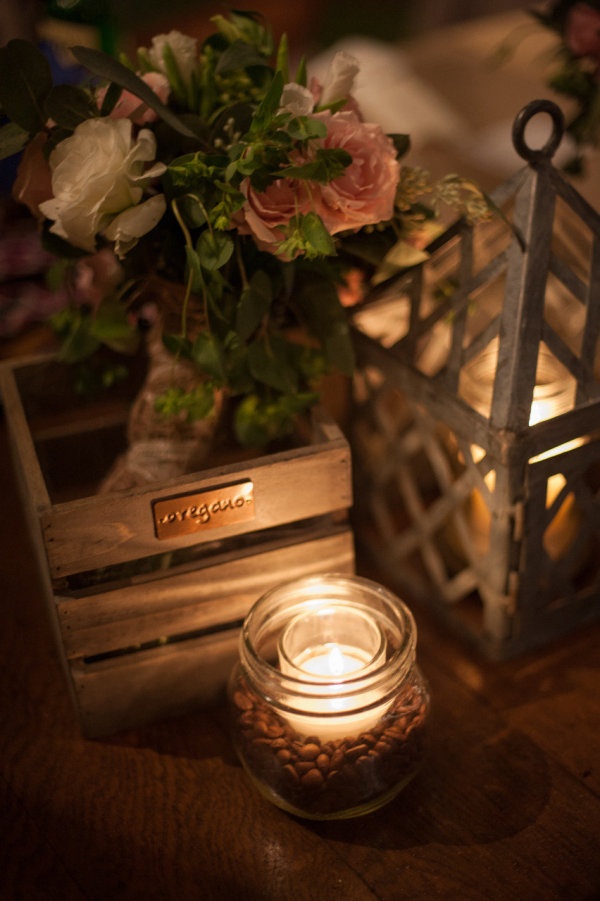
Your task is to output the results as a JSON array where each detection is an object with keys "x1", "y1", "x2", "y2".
[{"x1": 512, "y1": 99, "x2": 565, "y2": 163}]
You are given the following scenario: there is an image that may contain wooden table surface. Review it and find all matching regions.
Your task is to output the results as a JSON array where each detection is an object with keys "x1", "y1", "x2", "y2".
[
  {"x1": 1, "y1": 10, "x2": 599, "y2": 901},
  {"x1": 1, "y1": 409, "x2": 599, "y2": 901}
]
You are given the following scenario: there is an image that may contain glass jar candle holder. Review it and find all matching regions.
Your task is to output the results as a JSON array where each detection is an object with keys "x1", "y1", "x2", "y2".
[{"x1": 228, "y1": 573, "x2": 431, "y2": 820}]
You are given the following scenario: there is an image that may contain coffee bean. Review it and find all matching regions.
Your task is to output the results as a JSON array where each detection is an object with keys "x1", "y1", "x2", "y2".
[
  {"x1": 233, "y1": 690, "x2": 253, "y2": 711},
  {"x1": 301, "y1": 768, "x2": 325, "y2": 789},
  {"x1": 298, "y1": 743, "x2": 321, "y2": 761},
  {"x1": 316, "y1": 753, "x2": 330, "y2": 773}
]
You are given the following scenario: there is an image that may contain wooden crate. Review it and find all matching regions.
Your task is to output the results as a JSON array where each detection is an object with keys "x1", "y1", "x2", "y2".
[{"x1": 0, "y1": 353, "x2": 354, "y2": 736}]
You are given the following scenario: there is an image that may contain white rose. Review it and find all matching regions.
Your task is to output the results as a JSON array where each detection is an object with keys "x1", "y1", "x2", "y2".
[
  {"x1": 318, "y1": 51, "x2": 360, "y2": 106},
  {"x1": 148, "y1": 30, "x2": 198, "y2": 85},
  {"x1": 40, "y1": 118, "x2": 166, "y2": 254}
]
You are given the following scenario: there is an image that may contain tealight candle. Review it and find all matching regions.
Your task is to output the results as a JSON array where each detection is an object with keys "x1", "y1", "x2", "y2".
[{"x1": 277, "y1": 602, "x2": 389, "y2": 741}]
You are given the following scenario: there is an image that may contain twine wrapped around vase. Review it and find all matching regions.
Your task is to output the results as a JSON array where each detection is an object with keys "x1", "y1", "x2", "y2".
[{"x1": 98, "y1": 320, "x2": 222, "y2": 494}]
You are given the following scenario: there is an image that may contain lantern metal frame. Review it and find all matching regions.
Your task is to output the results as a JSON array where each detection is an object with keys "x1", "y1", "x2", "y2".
[{"x1": 350, "y1": 100, "x2": 600, "y2": 659}]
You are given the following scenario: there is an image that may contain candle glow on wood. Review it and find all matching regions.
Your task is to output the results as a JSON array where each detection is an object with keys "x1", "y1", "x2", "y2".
[{"x1": 278, "y1": 603, "x2": 391, "y2": 741}]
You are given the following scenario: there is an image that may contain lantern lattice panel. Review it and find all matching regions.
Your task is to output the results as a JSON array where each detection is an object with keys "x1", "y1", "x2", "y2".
[{"x1": 350, "y1": 101, "x2": 600, "y2": 659}]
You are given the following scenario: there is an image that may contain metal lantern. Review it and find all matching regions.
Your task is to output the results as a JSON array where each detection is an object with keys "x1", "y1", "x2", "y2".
[{"x1": 350, "y1": 100, "x2": 600, "y2": 659}]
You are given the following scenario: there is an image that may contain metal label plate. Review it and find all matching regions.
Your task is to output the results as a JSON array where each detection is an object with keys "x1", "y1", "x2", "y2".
[{"x1": 152, "y1": 480, "x2": 255, "y2": 540}]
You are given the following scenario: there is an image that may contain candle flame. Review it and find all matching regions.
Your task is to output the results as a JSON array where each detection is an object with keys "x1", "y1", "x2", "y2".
[{"x1": 327, "y1": 645, "x2": 345, "y2": 676}]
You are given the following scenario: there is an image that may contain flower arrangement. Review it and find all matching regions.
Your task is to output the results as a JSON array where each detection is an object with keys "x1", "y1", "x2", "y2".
[
  {"x1": 0, "y1": 11, "x2": 489, "y2": 451},
  {"x1": 530, "y1": 1, "x2": 600, "y2": 173}
]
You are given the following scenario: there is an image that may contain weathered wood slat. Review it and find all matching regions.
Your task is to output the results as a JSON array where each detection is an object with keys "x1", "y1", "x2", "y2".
[
  {"x1": 70, "y1": 628, "x2": 242, "y2": 737},
  {"x1": 42, "y1": 439, "x2": 351, "y2": 578},
  {"x1": 57, "y1": 528, "x2": 354, "y2": 659}
]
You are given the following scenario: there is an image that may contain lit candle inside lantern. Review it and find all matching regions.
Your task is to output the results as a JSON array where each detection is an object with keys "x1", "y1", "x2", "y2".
[
  {"x1": 462, "y1": 344, "x2": 582, "y2": 557},
  {"x1": 278, "y1": 602, "x2": 391, "y2": 741}
]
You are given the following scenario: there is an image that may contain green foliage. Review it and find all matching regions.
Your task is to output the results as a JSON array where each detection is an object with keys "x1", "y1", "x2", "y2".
[
  {"x1": 51, "y1": 300, "x2": 139, "y2": 363},
  {"x1": 154, "y1": 382, "x2": 215, "y2": 421},
  {"x1": 234, "y1": 391, "x2": 318, "y2": 448}
]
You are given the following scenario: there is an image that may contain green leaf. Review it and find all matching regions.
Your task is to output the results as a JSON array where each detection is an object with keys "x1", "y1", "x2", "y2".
[
  {"x1": 155, "y1": 384, "x2": 215, "y2": 421},
  {"x1": 191, "y1": 331, "x2": 226, "y2": 381},
  {"x1": 178, "y1": 194, "x2": 208, "y2": 228},
  {"x1": 275, "y1": 32, "x2": 289, "y2": 83},
  {"x1": 295, "y1": 56, "x2": 307, "y2": 88},
  {"x1": 300, "y1": 212, "x2": 336, "y2": 256},
  {"x1": 390, "y1": 134, "x2": 411, "y2": 158},
  {"x1": 215, "y1": 40, "x2": 271, "y2": 74},
  {"x1": 247, "y1": 334, "x2": 297, "y2": 392},
  {"x1": 99, "y1": 81, "x2": 122, "y2": 116},
  {"x1": 233, "y1": 391, "x2": 316, "y2": 448},
  {"x1": 195, "y1": 230, "x2": 234, "y2": 271},
  {"x1": 285, "y1": 115, "x2": 327, "y2": 142},
  {"x1": 162, "y1": 332, "x2": 194, "y2": 360},
  {"x1": 0, "y1": 39, "x2": 53, "y2": 134},
  {"x1": 0, "y1": 121, "x2": 29, "y2": 161},
  {"x1": 92, "y1": 298, "x2": 139, "y2": 354},
  {"x1": 51, "y1": 309, "x2": 100, "y2": 363},
  {"x1": 250, "y1": 70, "x2": 283, "y2": 134},
  {"x1": 294, "y1": 273, "x2": 354, "y2": 375},
  {"x1": 44, "y1": 84, "x2": 98, "y2": 130},
  {"x1": 236, "y1": 270, "x2": 272, "y2": 340},
  {"x1": 279, "y1": 147, "x2": 351, "y2": 183},
  {"x1": 70, "y1": 45, "x2": 200, "y2": 139}
]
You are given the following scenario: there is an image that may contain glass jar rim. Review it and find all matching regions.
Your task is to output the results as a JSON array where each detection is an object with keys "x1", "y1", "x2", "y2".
[{"x1": 239, "y1": 573, "x2": 418, "y2": 706}]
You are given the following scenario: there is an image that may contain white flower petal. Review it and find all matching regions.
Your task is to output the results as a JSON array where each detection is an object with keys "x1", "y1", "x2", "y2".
[
  {"x1": 319, "y1": 51, "x2": 360, "y2": 106},
  {"x1": 103, "y1": 194, "x2": 167, "y2": 257}
]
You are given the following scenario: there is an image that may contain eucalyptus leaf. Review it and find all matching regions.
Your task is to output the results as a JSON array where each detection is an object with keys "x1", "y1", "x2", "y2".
[
  {"x1": 196, "y1": 230, "x2": 234, "y2": 271},
  {"x1": 0, "y1": 39, "x2": 53, "y2": 134},
  {"x1": 99, "y1": 81, "x2": 122, "y2": 116},
  {"x1": 177, "y1": 194, "x2": 208, "y2": 228},
  {"x1": 70, "y1": 45, "x2": 200, "y2": 139},
  {"x1": 44, "y1": 84, "x2": 98, "y2": 130}
]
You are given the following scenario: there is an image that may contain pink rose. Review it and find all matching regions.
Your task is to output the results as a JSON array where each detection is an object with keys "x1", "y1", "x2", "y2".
[
  {"x1": 565, "y1": 3, "x2": 600, "y2": 62},
  {"x1": 313, "y1": 109, "x2": 400, "y2": 235},
  {"x1": 96, "y1": 72, "x2": 171, "y2": 125},
  {"x1": 235, "y1": 175, "x2": 314, "y2": 254},
  {"x1": 12, "y1": 132, "x2": 53, "y2": 221}
]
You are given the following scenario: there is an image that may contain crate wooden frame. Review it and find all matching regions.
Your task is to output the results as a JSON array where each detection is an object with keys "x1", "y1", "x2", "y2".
[
  {"x1": 1, "y1": 352, "x2": 354, "y2": 736},
  {"x1": 350, "y1": 101, "x2": 600, "y2": 660}
]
